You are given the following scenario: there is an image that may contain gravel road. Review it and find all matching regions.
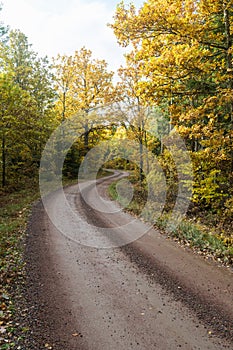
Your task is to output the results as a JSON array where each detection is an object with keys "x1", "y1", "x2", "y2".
[{"x1": 25, "y1": 172, "x2": 233, "y2": 349}]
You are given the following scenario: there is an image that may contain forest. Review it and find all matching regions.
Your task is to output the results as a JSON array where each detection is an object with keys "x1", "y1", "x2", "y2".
[{"x1": 0, "y1": 0, "x2": 232, "y2": 262}]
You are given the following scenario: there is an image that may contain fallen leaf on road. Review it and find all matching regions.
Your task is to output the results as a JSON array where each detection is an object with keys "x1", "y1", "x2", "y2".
[{"x1": 0, "y1": 326, "x2": 6, "y2": 334}]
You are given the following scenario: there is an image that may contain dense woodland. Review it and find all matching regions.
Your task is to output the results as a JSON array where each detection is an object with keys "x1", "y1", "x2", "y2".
[{"x1": 0, "y1": 1, "x2": 232, "y2": 240}]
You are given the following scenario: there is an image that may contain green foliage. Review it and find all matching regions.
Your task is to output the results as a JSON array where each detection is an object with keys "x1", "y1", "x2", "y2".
[
  {"x1": 63, "y1": 146, "x2": 81, "y2": 178},
  {"x1": 0, "y1": 30, "x2": 57, "y2": 190},
  {"x1": 108, "y1": 181, "x2": 118, "y2": 200},
  {"x1": 111, "y1": 0, "x2": 233, "y2": 231}
]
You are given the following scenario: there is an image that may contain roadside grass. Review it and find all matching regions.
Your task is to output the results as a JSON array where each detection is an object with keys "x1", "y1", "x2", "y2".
[
  {"x1": 97, "y1": 169, "x2": 114, "y2": 179},
  {"x1": 108, "y1": 180, "x2": 233, "y2": 267},
  {"x1": 0, "y1": 185, "x2": 40, "y2": 349},
  {"x1": 62, "y1": 169, "x2": 113, "y2": 185},
  {"x1": 108, "y1": 182, "x2": 118, "y2": 201},
  {"x1": 156, "y1": 215, "x2": 233, "y2": 265},
  {"x1": 77, "y1": 168, "x2": 114, "y2": 181}
]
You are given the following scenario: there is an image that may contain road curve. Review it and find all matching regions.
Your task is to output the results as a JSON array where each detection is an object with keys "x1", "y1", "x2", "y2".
[{"x1": 25, "y1": 172, "x2": 233, "y2": 350}]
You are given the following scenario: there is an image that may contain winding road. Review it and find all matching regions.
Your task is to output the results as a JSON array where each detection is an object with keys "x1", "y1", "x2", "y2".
[{"x1": 25, "y1": 171, "x2": 233, "y2": 349}]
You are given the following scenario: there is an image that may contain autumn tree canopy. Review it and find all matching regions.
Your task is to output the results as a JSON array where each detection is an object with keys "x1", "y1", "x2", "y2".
[
  {"x1": 52, "y1": 48, "x2": 115, "y2": 176},
  {"x1": 110, "y1": 0, "x2": 233, "y2": 212},
  {"x1": 0, "y1": 28, "x2": 56, "y2": 187}
]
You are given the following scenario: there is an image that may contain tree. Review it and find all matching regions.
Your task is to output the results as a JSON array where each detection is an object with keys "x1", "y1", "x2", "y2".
[
  {"x1": 111, "y1": 0, "x2": 233, "y2": 212},
  {"x1": 0, "y1": 74, "x2": 38, "y2": 187},
  {"x1": 52, "y1": 54, "x2": 74, "y2": 123},
  {"x1": 53, "y1": 47, "x2": 115, "y2": 175},
  {"x1": 0, "y1": 30, "x2": 57, "y2": 188},
  {"x1": 1, "y1": 30, "x2": 55, "y2": 115},
  {"x1": 114, "y1": 52, "x2": 155, "y2": 182},
  {"x1": 54, "y1": 48, "x2": 114, "y2": 146}
]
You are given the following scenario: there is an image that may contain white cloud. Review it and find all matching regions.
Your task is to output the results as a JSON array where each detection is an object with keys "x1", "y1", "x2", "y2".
[{"x1": 1, "y1": 0, "x2": 143, "y2": 73}]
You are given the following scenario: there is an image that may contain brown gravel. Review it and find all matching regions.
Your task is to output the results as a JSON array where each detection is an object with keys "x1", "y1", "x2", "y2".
[{"x1": 13, "y1": 173, "x2": 233, "y2": 349}]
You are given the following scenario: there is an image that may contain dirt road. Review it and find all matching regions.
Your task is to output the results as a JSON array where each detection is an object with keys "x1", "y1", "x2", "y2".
[{"x1": 25, "y1": 172, "x2": 233, "y2": 349}]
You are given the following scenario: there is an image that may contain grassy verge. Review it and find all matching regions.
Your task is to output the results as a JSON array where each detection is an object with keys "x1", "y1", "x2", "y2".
[
  {"x1": 109, "y1": 180, "x2": 233, "y2": 267},
  {"x1": 0, "y1": 185, "x2": 40, "y2": 349},
  {"x1": 62, "y1": 169, "x2": 113, "y2": 185},
  {"x1": 156, "y1": 215, "x2": 233, "y2": 265},
  {"x1": 108, "y1": 182, "x2": 118, "y2": 201}
]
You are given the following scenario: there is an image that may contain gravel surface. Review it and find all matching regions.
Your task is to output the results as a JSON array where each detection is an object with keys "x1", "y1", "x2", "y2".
[{"x1": 21, "y1": 172, "x2": 233, "y2": 349}]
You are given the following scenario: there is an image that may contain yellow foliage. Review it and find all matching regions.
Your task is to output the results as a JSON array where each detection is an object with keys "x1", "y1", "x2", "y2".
[{"x1": 110, "y1": 0, "x2": 233, "y2": 212}]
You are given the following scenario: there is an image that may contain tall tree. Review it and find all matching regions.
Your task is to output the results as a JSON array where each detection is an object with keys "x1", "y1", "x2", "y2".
[
  {"x1": 53, "y1": 48, "x2": 114, "y2": 175},
  {"x1": 111, "y1": 0, "x2": 233, "y2": 211},
  {"x1": 114, "y1": 52, "x2": 155, "y2": 181},
  {"x1": 52, "y1": 54, "x2": 74, "y2": 123},
  {"x1": 0, "y1": 30, "x2": 56, "y2": 188},
  {"x1": 0, "y1": 74, "x2": 38, "y2": 187},
  {"x1": 2, "y1": 30, "x2": 55, "y2": 115}
]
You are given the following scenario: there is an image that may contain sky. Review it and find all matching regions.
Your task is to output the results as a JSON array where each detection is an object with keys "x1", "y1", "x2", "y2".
[{"x1": 1, "y1": 0, "x2": 144, "y2": 74}]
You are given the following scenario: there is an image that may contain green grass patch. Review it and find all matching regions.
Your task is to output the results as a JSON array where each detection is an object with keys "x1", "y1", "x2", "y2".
[
  {"x1": 97, "y1": 169, "x2": 114, "y2": 179},
  {"x1": 108, "y1": 178, "x2": 233, "y2": 266},
  {"x1": 63, "y1": 168, "x2": 114, "y2": 184},
  {"x1": 0, "y1": 185, "x2": 40, "y2": 349},
  {"x1": 156, "y1": 215, "x2": 233, "y2": 265},
  {"x1": 108, "y1": 181, "x2": 118, "y2": 200}
]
